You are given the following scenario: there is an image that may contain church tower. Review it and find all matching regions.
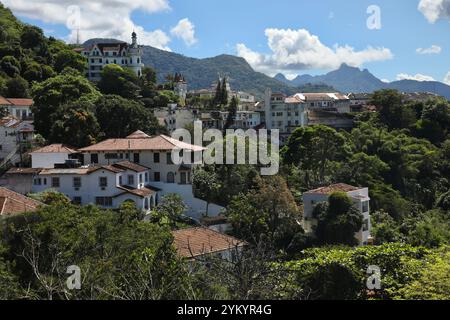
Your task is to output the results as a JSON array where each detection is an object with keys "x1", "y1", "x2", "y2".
[{"x1": 128, "y1": 31, "x2": 144, "y2": 77}]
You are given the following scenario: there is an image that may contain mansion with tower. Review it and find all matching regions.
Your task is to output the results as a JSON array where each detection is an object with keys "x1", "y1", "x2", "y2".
[{"x1": 80, "y1": 32, "x2": 144, "y2": 81}]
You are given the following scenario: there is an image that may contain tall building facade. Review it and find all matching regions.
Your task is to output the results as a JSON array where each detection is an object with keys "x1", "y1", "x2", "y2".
[{"x1": 81, "y1": 32, "x2": 144, "y2": 81}]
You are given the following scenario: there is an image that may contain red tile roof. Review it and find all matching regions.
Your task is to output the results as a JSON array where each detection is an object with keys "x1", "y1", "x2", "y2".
[
  {"x1": 79, "y1": 134, "x2": 205, "y2": 152},
  {"x1": 173, "y1": 227, "x2": 245, "y2": 258},
  {"x1": 112, "y1": 161, "x2": 149, "y2": 173},
  {"x1": 305, "y1": 183, "x2": 362, "y2": 195},
  {"x1": 0, "y1": 187, "x2": 43, "y2": 216},
  {"x1": 31, "y1": 144, "x2": 78, "y2": 154},
  {"x1": 0, "y1": 96, "x2": 11, "y2": 105},
  {"x1": 116, "y1": 186, "x2": 156, "y2": 198},
  {"x1": 5, "y1": 98, "x2": 33, "y2": 106}
]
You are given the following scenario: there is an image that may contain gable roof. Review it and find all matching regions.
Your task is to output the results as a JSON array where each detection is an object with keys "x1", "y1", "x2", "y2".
[
  {"x1": 31, "y1": 144, "x2": 78, "y2": 154},
  {"x1": 0, "y1": 187, "x2": 43, "y2": 216},
  {"x1": 172, "y1": 227, "x2": 246, "y2": 258},
  {"x1": 304, "y1": 183, "x2": 362, "y2": 195},
  {"x1": 112, "y1": 161, "x2": 149, "y2": 173},
  {"x1": 79, "y1": 135, "x2": 205, "y2": 152},
  {"x1": 6, "y1": 98, "x2": 33, "y2": 107},
  {"x1": 0, "y1": 96, "x2": 11, "y2": 105}
]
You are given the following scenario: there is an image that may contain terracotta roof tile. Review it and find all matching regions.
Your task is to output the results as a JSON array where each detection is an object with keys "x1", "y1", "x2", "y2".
[
  {"x1": 0, "y1": 96, "x2": 12, "y2": 105},
  {"x1": 31, "y1": 144, "x2": 78, "y2": 154},
  {"x1": 0, "y1": 187, "x2": 43, "y2": 216},
  {"x1": 6, "y1": 98, "x2": 33, "y2": 106},
  {"x1": 173, "y1": 227, "x2": 245, "y2": 258},
  {"x1": 116, "y1": 186, "x2": 156, "y2": 198},
  {"x1": 79, "y1": 135, "x2": 205, "y2": 152},
  {"x1": 112, "y1": 161, "x2": 149, "y2": 173}
]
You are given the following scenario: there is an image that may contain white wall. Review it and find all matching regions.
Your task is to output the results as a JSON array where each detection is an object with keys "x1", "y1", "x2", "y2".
[
  {"x1": 32, "y1": 153, "x2": 71, "y2": 169},
  {"x1": 151, "y1": 182, "x2": 224, "y2": 219}
]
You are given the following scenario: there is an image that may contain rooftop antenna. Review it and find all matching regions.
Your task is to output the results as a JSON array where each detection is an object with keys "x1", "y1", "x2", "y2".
[{"x1": 76, "y1": 27, "x2": 80, "y2": 46}]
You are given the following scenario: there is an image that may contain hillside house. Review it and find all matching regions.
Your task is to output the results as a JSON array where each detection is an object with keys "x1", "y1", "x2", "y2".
[
  {"x1": 0, "y1": 97, "x2": 33, "y2": 120},
  {"x1": 302, "y1": 183, "x2": 372, "y2": 246}
]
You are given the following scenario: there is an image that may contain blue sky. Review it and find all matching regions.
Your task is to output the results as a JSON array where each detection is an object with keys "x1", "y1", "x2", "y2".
[{"x1": 4, "y1": 0, "x2": 450, "y2": 84}]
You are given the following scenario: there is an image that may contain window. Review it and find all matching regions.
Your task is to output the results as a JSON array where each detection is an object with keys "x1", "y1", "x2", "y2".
[
  {"x1": 145, "y1": 172, "x2": 149, "y2": 182},
  {"x1": 167, "y1": 172, "x2": 175, "y2": 184},
  {"x1": 362, "y1": 201, "x2": 369, "y2": 213},
  {"x1": 91, "y1": 154, "x2": 99, "y2": 164},
  {"x1": 139, "y1": 174, "x2": 143, "y2": 184},
  {"x1": 0, "y1": 145, "x2": 2, "y2": 151},
  {"x1": 128, "y1": 175, "x2": 134, "y2": 185},
  {"x1": 154, "y1": 172, "x2": 161, "y2": 182},
  {"x1": 133, "y1": 153, "x2": 140, "y2": 164},
  {"x1": 73, "y1": 177, "x2": 81, "y2": 188},
  {"x1": 99, "y1": 177, "x2": 108, "y2": 187},
  {"x1": 33, "y1": 178, "x2": 42, "y2": 186},
  {"x1": 96, "y1": 197, "x2": 113, "y2": 207},
  {"x1": 73, "y1": 197, "x2": 82, "y2": 205},
  {"x1": 51, "y1": 177, "x2": 60, "y2": 188},
  {"x1": 153, "y1": 152, "x2": 160, "y2": 163},
  {"x1": 119, "y1": 176, "x2": 123, "y2": 186},
  {"x1": 166, "y1": 152, "x2": 174, "y2": 165},
  {"x1": 105, "y1": 153, "x2": 119, "y2": 159},
  {"x1": 363, "y1": 218, "x2": 370, "y2": 232}
]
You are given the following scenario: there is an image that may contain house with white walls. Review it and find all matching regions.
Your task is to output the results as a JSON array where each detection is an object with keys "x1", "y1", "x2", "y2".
[
  {"x1": 78, "y1": 131, "x2": 223, "y2": 218},
  {"x1": 302, "y1": 183, "x2": 372, "y2": 245},
  {"x1": 5, "y1": 132, "x2": 224, "y2": 218},
  {"x1": 31, "y1": 161, "x2": 159, "y2": 213},
  {"x1": 0, "y1": 97, "x2": 34, "y2": 120},
  {"x1": 0, "y1": 116, "x2": 34, "y2": 167},
  {"x1": 30, "y1": 144, "x2": 78, "y2": 169}
]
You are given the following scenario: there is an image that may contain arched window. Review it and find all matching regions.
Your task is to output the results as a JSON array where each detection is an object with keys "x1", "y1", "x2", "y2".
[
  {"x1": 167, "y1": 172, "x2": 175, "y2": 184},
  {"x1": 144, "y1": 198, "x2": 149, "y2": 210}
]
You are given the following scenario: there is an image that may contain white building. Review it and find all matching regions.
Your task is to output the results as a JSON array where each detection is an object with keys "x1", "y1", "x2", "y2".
[
  {"x1": 81, "y1": 32, "x2": 144, "y2": 81},
  {"x1": 264, "y1": 90, "x2": 309, "y2": 143},
  {"x1": 31, "y1": 161, "x2": 158, "y2": 214},
  {"x1": 0, "y1": 97, "x2": 33, "y2": 120},
  {"x1": 78, "y1": 132, "x2": 223, "y2": 218},
  {"x1": 30, "y1": 144, "x2": 78, "y2": 169},
  {"x1": 301, "y1": 93, "x2": 351, "y2": 113},
  {"x1": 0, "y1": 116, "x2": 34, "y2": 167},
  {"x1": 302, "y1": 183, "x2": 372, "y2": 246},
  {"x1": 154, "y1": 106, "x2": 196, "y2": 133}
]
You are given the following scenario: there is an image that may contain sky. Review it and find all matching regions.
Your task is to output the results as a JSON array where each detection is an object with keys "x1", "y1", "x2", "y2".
[{"x1": 3, "y1": 0, "x2": 450, "y2": 84}]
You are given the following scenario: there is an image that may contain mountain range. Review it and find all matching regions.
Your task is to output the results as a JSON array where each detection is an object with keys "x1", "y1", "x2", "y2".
[
  {"x1": 84, "y1": 39, "x2": 450, "y2": 99},
  {"x1": 275, "y1": 64, "x2": 450, "y2": 99}
]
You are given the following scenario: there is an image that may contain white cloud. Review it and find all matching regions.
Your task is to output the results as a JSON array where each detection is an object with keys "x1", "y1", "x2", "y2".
[
  {"x1": 2, "y1": 0, "x2": 172, "y2": 50},
  {"x1": 418, "y1": 0, "x2": 450, "y2": 23},
  {"x1": 396, "y1": 73, "x2": 436, "y2": 81},
  {"x1": 416, "y1": 44, "x2": 442, "y2": 54},
  {"x1": 171, "y1": 18, "x2": 197, "y2": 46},
  {"x1": 236, "y1": 28, "x2": 393, "y2": 76},
  {"x1": 381, "y1": 79, "x2": 391, "y2": 83},
  {"x1": 444, "y1": 72, "x2": 450, "y2": 85}
]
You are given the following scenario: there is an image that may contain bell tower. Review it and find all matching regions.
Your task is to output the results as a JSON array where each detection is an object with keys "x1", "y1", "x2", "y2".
[{"x1": 128, "y1": 31, "x2": 143, "y2": 77}]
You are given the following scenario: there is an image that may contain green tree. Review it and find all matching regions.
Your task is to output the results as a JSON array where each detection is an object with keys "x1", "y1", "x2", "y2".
[
  {"x1": 193, "y1": 168, "x2": 220, "y2": 216},
  {"x1": 313, "y1": 192, "x2": 363, "y2": 246},
  {"x1": 31, "y1": 68, "x2": 101, "y2": 139},
  {"x1": 0, "y1": 55, "x2": 20, "y2": 77},
  {"x1": 4, "y1": 76, "x2": 29, "y2": 98},
  {"x1": 98, "y1": 64, "x2": 140, "y2": 99},
  {"x1": 49, "y1": 102, "x2": 100, "y2": 148},
  {"x1": 226, "y1": 176, "x2": 305, "y2": 254},
  {"x1": 282, "y1": 125, "x2": 348, "y2": 187},
  {"x1": 371, "y1": 89, "x2": 416, "y2": 129},
  {"x1": 53, "y1": 50, "x2": 87, "y2": 73},
  {"x1": 223, "y1": 96, "x2": 238, "y2": 131},
  {"x1": 152, "y1": 194, "x2": 187, "y2": 229},
  {"x1": 95, "y1": 95, "x2": 165, "y2": 138}
]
